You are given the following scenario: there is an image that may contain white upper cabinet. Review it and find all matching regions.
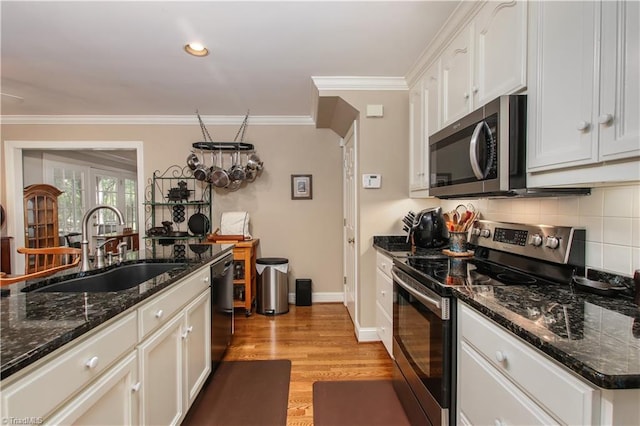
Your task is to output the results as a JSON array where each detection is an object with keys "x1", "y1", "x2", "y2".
[
  {"x1": 473, "y1": 0, "x2": 527, "y2": 107},
  {"x1": 409, "y1": 83, "x2": 428, "y2": 192},
  {"x1": 424, "y1": 60, "x2": 441, "y2": 138},
  {"x1": 527, "y1": 0, "x2": 639, "y2": 178},
  {"x1": 442, "y1": 25, "x2": 474, "y2": 127},
  {"x1": 599, "y1": 0, "x2": 640, "y2": 162}
]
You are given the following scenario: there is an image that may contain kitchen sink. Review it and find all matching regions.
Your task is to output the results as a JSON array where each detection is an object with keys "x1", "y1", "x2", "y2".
[{"x1": 24, "y1": 262, "x2": 187, "y2": 293}]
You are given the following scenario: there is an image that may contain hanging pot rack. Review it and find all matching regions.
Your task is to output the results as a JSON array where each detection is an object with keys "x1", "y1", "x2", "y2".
[{"x1": 189, "y1": 110, "x2": 263, "y2": 191}]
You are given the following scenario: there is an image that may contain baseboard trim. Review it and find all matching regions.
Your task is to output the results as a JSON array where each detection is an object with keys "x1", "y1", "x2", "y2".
[
  {"x1": 287, "y1": 292, "x2": 344, "y2": 305},
  {"x1": 355, "y1": 327, "x2": 380, "y2": 343}
]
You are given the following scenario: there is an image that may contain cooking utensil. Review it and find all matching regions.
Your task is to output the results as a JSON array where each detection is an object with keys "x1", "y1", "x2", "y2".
[
  {"x1": 189, "y1": 244, "x2": 210, "y2": 255},
  {"x1": 246, "y1": 153, "x2": 263, "y2": 171},
  {"x1": 186, "y1": 150, "x2": 200, "y2": 170},
  {"x1": 188, "y1": 206, "x2": 210, "y2": 236},
  {"x1": 193, "y1": 149, "x2": 208, "y2": 181},
  {"x1": 228, "y1": 148, "x2": 246, "y2": 182},
  {"x1": 210, "y1": 149, "x2": 230, "y2": 188},
  {"x1": 572, "y1": 276, "x2": 628, "y2": 296}
]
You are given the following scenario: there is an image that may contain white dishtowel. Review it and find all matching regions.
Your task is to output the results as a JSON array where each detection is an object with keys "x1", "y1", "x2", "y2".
[{"x1": 221, "y1": 211, "x2": 251, "y2": 238}]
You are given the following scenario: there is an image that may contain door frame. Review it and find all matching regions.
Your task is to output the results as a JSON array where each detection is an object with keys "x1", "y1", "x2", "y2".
[
  {"x1": 3, "y1": 140, "x2": 145, "y2": 273},
  {"x1": 341, "y1": 120, "x2": 358, "y2": 324}
]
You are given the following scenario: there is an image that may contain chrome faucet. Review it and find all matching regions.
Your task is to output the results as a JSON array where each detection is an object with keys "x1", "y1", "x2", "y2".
[
  {"x1": 81, "y1": 205, "x2": 125, "y2": 271},
  {"x1": 94, "y1": 238, "x2": 119, "y2": 269}
]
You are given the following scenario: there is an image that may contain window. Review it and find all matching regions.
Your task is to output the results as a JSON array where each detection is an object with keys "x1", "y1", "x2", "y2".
[
  {"x1": 44, "y1": 159, "x2": 87, "y2": 236},
  {"x1": 94, "y1": 170, "x2": 138, "y2": 233}
]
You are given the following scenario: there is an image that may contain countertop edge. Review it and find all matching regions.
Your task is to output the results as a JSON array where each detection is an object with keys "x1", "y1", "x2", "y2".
[
  {"x1": 0, "y1": 247, "x2": 233, "y2": 380},
  {"x1": 373, "y1": 241, "x2": 640, "y2": 390}
]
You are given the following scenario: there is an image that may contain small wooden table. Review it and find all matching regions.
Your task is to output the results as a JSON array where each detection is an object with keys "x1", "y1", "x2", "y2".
[{"x1": 232, "y1": 239, "x2": 260, "y2": 316}]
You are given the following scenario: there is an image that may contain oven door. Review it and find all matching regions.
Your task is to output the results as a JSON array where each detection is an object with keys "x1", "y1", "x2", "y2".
[{"x1": 392, "y1": 267, "x2": 453, "y2": 426}]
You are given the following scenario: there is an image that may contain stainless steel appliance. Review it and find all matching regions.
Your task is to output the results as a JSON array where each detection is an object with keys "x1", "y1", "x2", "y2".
[
  {"x1": 210, "y1": 253, "x2": 234, "y2": 370},
  {"x1": 428, "y1": 95, "x2": 589, "y2": 199},
  {"x1": 391, "y1": 220, "x2": 586, "y2": 425}
]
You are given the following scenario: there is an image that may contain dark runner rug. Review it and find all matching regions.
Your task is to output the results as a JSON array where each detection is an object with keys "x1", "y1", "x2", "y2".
[
  {"x1": 183, "y1": 359, "x2": 291, "y2": 426},
  {"x1": 313, "y1": 380, "x2": 411, "y2": 426}
]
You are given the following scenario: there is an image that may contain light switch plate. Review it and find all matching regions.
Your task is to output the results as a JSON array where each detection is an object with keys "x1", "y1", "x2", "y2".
[{"x1": 362, "y1": 174, "x2": 381, "y2": 188}]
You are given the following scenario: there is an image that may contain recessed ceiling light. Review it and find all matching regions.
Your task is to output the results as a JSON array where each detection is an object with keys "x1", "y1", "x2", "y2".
[{"x1": 184, "y1": 42, "x2": 209, "y2": 57}]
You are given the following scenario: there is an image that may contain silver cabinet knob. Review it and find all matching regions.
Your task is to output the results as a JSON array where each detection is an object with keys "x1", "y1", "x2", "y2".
[
  {"x1": 598, "y1": 113, "x2": 613, "y2": 125},
  {"x1": 577, "y1": 121, "x2": 590, "y2": 131}
]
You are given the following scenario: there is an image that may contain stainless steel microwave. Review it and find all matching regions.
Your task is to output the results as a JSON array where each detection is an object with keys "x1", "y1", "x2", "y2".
[
  {"x1": 428, "y1": 95, "x2": 589, "y2": 199},
  {"x1": 429, "y1": 95, "x2": 526, "y2": 198}
]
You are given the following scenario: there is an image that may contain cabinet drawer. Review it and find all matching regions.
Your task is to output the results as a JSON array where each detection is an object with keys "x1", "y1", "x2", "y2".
[
  {"x1": 376, "y1": 303, "x2": 393, "y2": 358},
  {"x1": 375, "y1": 267, "x2": 393, "y2": 318},
  {"x1": 376, "y1": 251, "x2": 393, "y2": 278},
  {"x1": 459, "y1": 341, "x2": 558, "y2": 426},
  {"x1": 2, "y1": 311, "x2": 137, "y2": 420},
  {"x1": 139, "y1": 267, "x2": 210, "y2": 340},
  {"x1": 460, "y1": 304, "x2": 598, "y2": 425}
]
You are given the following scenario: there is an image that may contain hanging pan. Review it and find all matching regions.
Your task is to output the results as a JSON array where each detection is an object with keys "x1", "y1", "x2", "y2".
[
  {"x1": 210, "y1": 149, "x2": 230, "y2": 188},
  {"x1": 188, "y1": 205, "x2": 210, "y2": 236}
]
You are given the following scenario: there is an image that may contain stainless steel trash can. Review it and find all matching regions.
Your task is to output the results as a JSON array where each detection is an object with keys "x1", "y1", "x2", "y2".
[{"x1": 256, "y1": 257, "x2": 289, "y2": 315}]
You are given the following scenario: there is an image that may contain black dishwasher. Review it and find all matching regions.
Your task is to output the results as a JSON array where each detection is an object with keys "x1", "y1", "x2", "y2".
[{"x1": 210, "y1": 253, "x2": 234, "y2": 371}]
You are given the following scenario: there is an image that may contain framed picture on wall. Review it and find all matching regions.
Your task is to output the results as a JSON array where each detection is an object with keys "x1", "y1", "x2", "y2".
[{"x1": 291, "y1": 174, "x2": 312, "y2": 200}]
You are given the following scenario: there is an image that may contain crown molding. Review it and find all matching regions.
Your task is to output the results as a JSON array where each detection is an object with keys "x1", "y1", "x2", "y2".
[
  {"x1": 405, "y1": 0, "x2": 483, "y2": 88},
  {"x1": 312, "y1": 76, "x2": 408, "y2": 91},
  {"x1": 0, "y1": 115, "x2": 315, "y2": 126}
]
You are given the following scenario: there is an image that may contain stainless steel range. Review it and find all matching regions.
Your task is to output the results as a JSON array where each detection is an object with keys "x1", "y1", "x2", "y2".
[{"x1": 391, "y1": 220, "x2": 586, "y2": 426}]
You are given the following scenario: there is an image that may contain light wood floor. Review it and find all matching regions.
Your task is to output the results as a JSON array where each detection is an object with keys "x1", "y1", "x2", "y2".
[{"x1": 222, "y1": 303, "x2": 394, "y2": 426}]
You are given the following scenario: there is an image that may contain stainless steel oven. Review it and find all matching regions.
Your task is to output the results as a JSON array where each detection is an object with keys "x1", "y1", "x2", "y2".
[{"x1": 391, "y1": 267, "x2": 454, "y2": 426}]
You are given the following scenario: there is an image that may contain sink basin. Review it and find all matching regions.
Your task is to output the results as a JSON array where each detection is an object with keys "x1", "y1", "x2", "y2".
[{"x1": 25, "y1": 263, "x2": 187, "y2": 293}]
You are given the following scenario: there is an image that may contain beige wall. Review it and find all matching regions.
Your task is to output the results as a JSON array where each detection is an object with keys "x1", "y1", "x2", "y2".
[
  {"x1": 316, "y1": 89, "x2": 438, "y2": 330},
  {"x1": 1, "y1": 123, "x2": 344, "y2": 296}
]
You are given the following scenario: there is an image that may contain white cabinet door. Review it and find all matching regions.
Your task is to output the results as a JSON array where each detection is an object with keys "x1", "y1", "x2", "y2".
[
  {"x1": 139, "y1": 312, "x2": 184, "y2": 426},
  {"x1": 409, "y1": 84, "x2": 427, "y2": 191},
  {"x1": 423, "y1": 60, "x2": 441, "y2": 138},
  {"x1": 442, "y1": 25, "x2": 473, "y2": 126},
  {"x1": 183, "y1": 290, "x2": 211, "y2": 409},
  {"x1": 46, "y1": 352, "x2": 139, "y2": 426},
  {"x1": 458, "y1": 341, "x2": 559, "y2": 426},
  {"x1": 598, "y1": 0, "x2": 640, "y2": 161},
  {"x1": 527, "y1": 0, "x2": 598, "y2": 170},
  {"x1": 474, "y1": 0, "x2": 527, "y2": 106}
]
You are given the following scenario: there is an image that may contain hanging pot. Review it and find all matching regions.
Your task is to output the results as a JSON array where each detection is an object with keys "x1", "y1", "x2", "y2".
[
  {"x1": 211, "y1": 150, "x2": 230, "y2": 188},
  {"x1": 246, "y1": 153, "x2": 263, "y2": 171},
  {"x1": 188, "y1": 206, "x2": 210, "y2": 236},
  {"x1": 186, "y1": 150, "x2": 200, "y2": 170},
  {"x1": 193, "y1": 149, "x2": 208, "y2": 181},
  {"x1": 228, "y1": 148, "x2": 246, "y2": 182}
]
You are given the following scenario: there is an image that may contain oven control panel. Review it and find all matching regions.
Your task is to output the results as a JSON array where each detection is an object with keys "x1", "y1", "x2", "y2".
[{"x1": 470, "y1": 220, "x2": 585, "y2": 265}]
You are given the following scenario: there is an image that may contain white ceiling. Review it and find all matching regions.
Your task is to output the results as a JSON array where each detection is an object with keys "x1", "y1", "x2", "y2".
[{"x1": 1, "y1": 1, "x2": 459, "y2": 118}]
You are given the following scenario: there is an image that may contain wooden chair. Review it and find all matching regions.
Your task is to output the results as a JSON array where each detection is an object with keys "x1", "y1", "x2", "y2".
[{"x1": 0, "y1": 247, "x2": 82, "y2": 286}]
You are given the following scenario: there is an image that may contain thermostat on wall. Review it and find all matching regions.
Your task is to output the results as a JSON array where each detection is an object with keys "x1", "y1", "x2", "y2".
[{"x1": 362, "y1": 174, "x2": 381, "y2": 188}]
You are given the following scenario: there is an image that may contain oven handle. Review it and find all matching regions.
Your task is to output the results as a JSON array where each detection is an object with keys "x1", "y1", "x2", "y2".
[
  {"x1": 391, "y1": 268, "x2": 443, "y2": 318},
  {"x1": 469, "y1": 120, "x2": 491, "y2": 179}
]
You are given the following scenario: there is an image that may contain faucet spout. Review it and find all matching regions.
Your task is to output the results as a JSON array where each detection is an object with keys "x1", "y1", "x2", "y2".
[{"x1": 81, "y1": 205, "x2": 125, "y2": 271}]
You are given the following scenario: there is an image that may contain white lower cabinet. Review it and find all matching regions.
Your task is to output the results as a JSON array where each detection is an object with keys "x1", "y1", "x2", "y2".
[
  {"x1": 457, "y1": 302, "x2": 599, "y2": 425},
  {"x1": 46, "y1": 352, "x2": 139, "y2": 426},
  {"x1": 458, "y1": 341, "x2": 557, "y2": 426},
  {"x1": 139, "y1": 283, "x2": 211, "y2": 426},
  {"x1": 1, "y1": 263, "x2": 213, "y2": 426},
  {"x1": 375, "y1": 251, "x2": 393, "y2": 358},
  {"x1": 138, "y1": 311, "x2": 184, "y2": 426}
]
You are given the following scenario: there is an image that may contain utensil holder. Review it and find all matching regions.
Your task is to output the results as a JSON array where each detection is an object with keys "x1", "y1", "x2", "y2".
[{"x1": 449, "y1": 231, "x2": 468, "y2": 253}]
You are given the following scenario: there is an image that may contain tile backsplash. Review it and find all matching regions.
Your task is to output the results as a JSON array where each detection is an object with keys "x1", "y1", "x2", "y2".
[{"x1": 439, "y1": 184, "x2": 640, "y2": 277}]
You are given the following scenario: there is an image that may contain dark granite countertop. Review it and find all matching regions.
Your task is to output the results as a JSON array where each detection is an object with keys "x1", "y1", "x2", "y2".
[
  {"x1": 373, "y1": 237, "x2": 640, "y2": 390},
  {"x1": 0, "y1": 245, "x2": 233, "y2": 380}
]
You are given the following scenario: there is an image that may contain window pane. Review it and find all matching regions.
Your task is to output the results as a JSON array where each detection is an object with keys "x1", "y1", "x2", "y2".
[{"x1": 52, "y1": 167, "x2": 85, "y2": 235}]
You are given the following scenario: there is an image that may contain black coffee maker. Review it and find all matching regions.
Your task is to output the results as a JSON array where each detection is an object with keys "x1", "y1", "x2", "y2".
[{"x1": 403, "y1": 207, "x2": 449, "y2": 249}]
